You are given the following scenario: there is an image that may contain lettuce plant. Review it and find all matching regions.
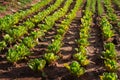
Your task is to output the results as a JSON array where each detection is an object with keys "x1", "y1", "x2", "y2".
[
  {"x1": 6, "y1": 44, "x2": 31, "y2": 63},
  {"x1": 28, "y1": 58, "x2": 46, "y2": 71},
  {"x1": 0, "y1": 41, "x2": 7, "y2": 51},
  {"x1": 104, "y1": 59, "x2": 119, "y2": 71},
  {"x1": 73, "y1": 53, "x2": 90, "y2": 66},
  {"x1": 64, "y1": 61, "x2": 85, "y2": 77},
  {"x1": 100, "y1": 72, "x2": 118, "y2": 80},
  {"x1": 102, "y1": 43, "x2": 117, "y2": 59},
  {"x1": 44, "y1": 53, "x2": 59, "y2": 64}
]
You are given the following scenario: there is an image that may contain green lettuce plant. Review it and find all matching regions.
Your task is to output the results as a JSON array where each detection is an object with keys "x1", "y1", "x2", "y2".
[
  {"x1": 64, "y1": 61, "x2": 85, "y2": 77},
  {"x1": 100, "y1": 72, "x2": 118, "y2": 80}
]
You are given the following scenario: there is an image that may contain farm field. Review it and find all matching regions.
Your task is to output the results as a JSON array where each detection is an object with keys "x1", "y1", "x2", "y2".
[
  {"x1": 0, "y1": 0, "x2": 120, "y2": 80},
  {"x1": 0, "y1": 0, "x2": 40, "y2": 18}
]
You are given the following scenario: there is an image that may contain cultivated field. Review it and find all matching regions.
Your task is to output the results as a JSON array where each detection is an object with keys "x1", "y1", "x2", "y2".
[{"x1": 0, "y1": 0, "x2": 120, "y2": 80}]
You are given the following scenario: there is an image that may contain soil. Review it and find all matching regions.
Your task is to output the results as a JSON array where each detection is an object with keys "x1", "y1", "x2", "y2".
[
  {"x1": 0, "y1": 0, "x2": 120, "y2": 80},
  {"x1": 0, "y1": 0, "x2": 41, "y2": 18}
]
